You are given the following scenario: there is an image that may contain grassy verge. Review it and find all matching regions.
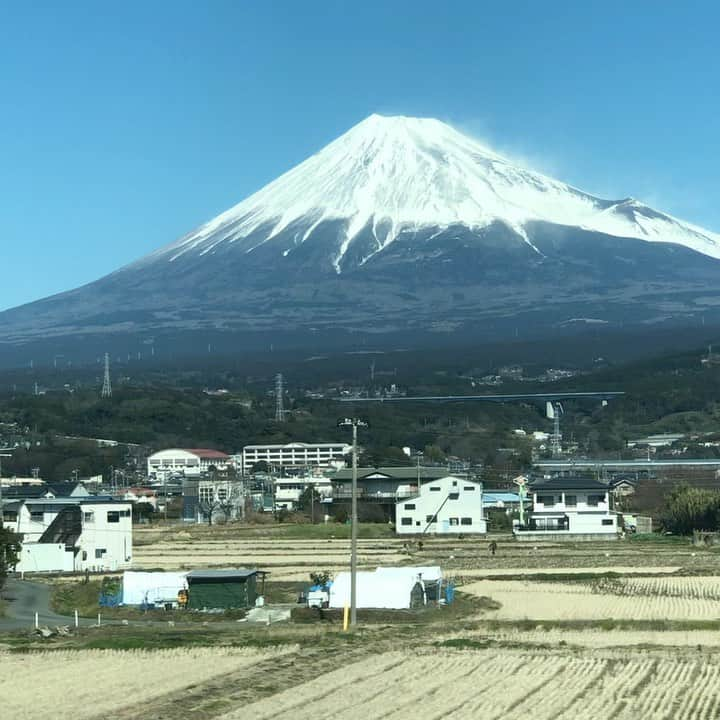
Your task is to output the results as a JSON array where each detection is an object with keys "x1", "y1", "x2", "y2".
[
  {"x1": 0, "y1": 597, "x2": 6, "y2": 618},
  {"x1": 50, "y1": 578, "x2": 246, "y2": 622},
  {"x1": 478, "y1": 618, "x2": 720, "y2": 632},
  {"x1": 291, "y1": 593, "x2": 499, "y2": 625}
]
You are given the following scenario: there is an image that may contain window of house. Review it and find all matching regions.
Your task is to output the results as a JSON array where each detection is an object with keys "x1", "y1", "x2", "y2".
[
  {"x1": 601, "y1": 518, "x2": 614, "y2": 526},
  {"x1": 84, "y1": 511, "x2": 94, "y2": 523},
  {"x1": 82, "y1": 551, "x2": 87, "y2": 561},
  {"x1": 452, "y1": 480, "x2": 457, "y2": 486},
  {"x1": 199, "y1": 487, "x2": 213, "y2": 503},
  {"x1": 404, "y1": 503, "x2": 416, "y2": 510},
  {"x1": 449, "y1": 492, "x2": 459, "y2": 500},
  {"x1": 449, "y1": 517, "x2": 459, "y2": 526},
  {"x1": 217, "y1": 487, "x2": 228, "y2": 501},
  {"x1": 107, "y1": 511, "x2": 120, "y2": 523},
  {"x1": 30, "y1": 511, "x2": 43, "y2": 521},
  {"x1": 461, "y1": 517, "x2": 473, "y2": 525},
  {"x1": 564, "y1": 495, "x2": 577, "y2": 507},
  {"x1": 426, "y1": 514, "x2": 437, "y2": 523},
  {"x1": 429, "y1": 486, "x2": 441, "y2": 492},
  {"x1": 537, "y1": 495, "x2": 554, "y2": 506},
  {"x1": 415, "y1": 521, "x2": 421, "y2": 526},
  {"x1": 95, "y1": 548, "x2": 106, "y2": 559},
  {"x1": 587, "y1": 494, "x2": 605, "y2": 507},
  {"x1": 464, "y1": 486, "x2": 475, "y2": 491},
  {"x1": 401, "y1": 517, "x2": 412, "y2": 526}
]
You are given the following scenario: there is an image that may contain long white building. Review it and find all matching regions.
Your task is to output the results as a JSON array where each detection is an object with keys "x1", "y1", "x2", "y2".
[
  {"x1": 147, "y1": 448, "x2": 231, "y2": 480},
  {"x1": 395, "y1": 475, "x2": 486, "y2": 535},
  {"x1": 3, "y1": 497, "x2": 133, "y2": 572},
  {"x1": 241, "y1": 442, "x2": 351, "y2": 473}
]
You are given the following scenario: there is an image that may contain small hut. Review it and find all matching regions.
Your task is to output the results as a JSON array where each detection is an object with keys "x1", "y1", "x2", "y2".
[{"x1": 186, "y1": 569, "x2": 265, "y2": 610}]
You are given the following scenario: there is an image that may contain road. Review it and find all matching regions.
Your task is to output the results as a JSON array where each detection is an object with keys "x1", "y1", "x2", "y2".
[{"x1": 0, "y1": 578, "x2": 74, "y2": 631}]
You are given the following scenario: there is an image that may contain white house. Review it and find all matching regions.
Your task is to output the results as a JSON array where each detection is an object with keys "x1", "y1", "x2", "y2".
[
  {"x1": 274, "y1": 473, "x2": 333, "y2": 511},
  {"x1": 147, "y1": 448, "x2": 231, "y2": 480},
  {"x1": 395, "y1": 475, "x2": 486, "y2": 535},
  {"x1": 241, "y1": 442, "x2": 351, "y2": 473},
  {"x1": 515, "y1": 477, "x2": 618, "y2": 540},
  {"x1": 4, "y1": 497, "x2": 133, "y2": 572}
]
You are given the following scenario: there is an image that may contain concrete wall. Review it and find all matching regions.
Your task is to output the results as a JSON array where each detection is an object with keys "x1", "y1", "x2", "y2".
[{"x1": 15, "y1": 543, "x2": 75, "y2": 573}]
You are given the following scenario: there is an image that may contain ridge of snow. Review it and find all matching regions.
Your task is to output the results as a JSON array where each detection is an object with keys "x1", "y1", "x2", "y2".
[{"x1": 142, "y1": 114, "x2": 720, "y2": 269}]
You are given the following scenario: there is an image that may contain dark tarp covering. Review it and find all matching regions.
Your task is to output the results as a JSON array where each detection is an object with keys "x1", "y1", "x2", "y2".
[{"x1": 187, "y1": 572, "x2": 257, "y2": 609}]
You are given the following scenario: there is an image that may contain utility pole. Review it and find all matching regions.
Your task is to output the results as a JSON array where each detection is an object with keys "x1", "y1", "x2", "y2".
[
  {"x1": 0, "y1": 450, "x2": 13, "y2": 528},
  {"x1": 337, "y1": 417, "x2": 368, "y2": 627}
]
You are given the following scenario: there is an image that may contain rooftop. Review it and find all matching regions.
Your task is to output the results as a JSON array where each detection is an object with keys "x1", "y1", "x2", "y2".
[
  {"x1": 187, "y1": 569, "x2": 260, "y2": 581},
  {"x1": 184, "y1": 448, "x2": 230, "y2": 459},
  {"x1": 331, "y1": 466, "x2": 452, "y2": 481},
  {"x1": 530, "y1": 476, "x2": 609, "y2": 491}
]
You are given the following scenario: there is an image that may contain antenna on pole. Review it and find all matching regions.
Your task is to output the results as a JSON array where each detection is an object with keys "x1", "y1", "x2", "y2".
[
  {"x1": 275, "y1": 373, "x2": 284, "y2": 422},
  {"x1": 101, "y1": 353, "x2": 113, "y2": 398}
]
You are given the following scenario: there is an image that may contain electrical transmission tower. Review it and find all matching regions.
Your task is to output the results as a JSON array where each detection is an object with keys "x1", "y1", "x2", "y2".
[
  {"x1": 549, "y1": 402, "x2": 563, "y2": 457},
  {"x1": 275, "y1": 373, "x2": 285, "y2": 421},
  {"x1": 101, "y1": 353, "x2": 113, "y2": 398}
]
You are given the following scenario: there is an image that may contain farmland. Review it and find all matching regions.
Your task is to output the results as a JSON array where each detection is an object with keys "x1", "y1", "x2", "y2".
[
  {"x1": 7, "y1": 524, "x2": 720, "y2": 719},
  {"x1": 0, "y1": 646, "x2": 295, "y2": 720},
  {"x1": 220, "y1": 648, "x2": 720, "y2": 720}
]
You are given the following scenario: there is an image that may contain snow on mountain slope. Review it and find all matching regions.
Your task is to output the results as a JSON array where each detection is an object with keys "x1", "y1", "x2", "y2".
[{"x1": 142, "y1": 114, "x2": 720, "y2": 271}]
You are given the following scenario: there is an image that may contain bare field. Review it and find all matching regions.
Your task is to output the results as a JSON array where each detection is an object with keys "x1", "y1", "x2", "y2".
[
  {"x1": 450, "y1": 626, "x2": 720, "y2": 648},
  {"x1": 1, "y1": 646, "x2": 295, "y2": 720},
  {"x1": 461, "y1": 578, "x2": 720, "y2": 621},
  {"x1": 219, "y1": 648, "x2": 720, "y2": 720}
]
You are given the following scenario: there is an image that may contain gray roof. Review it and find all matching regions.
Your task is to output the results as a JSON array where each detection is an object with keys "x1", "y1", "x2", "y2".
[
  {"x1": 187, "y1": 569, "x2": 258, "y2": 581},
  {"x1": 331, "y1": 466, "x2": 451, "y2": 481},
  {"x1": 531, "y1": 476, "x2": 609, "y2": 491}
]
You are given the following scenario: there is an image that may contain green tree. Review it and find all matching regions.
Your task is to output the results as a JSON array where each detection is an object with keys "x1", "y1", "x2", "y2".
[
  {"x1": 662, "y1": 485, "x2": 720, "y2": 535},
  {"x1": 0, "y1": 526, "x2": 21, "y2": 590},
  {"x1": 297, "y1": 484, "x2": 321, "y2": 516}
]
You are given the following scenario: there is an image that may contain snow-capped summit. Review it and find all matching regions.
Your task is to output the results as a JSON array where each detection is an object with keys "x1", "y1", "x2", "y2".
[
  {"x1": 146, "y1": 113, "x2": 720, "y2": 271},
  {"x1": 3, "y1": 113, "x2": 720, "y2": 357}
]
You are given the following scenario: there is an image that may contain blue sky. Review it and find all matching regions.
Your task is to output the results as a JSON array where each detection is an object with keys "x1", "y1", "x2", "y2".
[{"x1": 1, "y1": 0, "x2": 719, "y2": 311}]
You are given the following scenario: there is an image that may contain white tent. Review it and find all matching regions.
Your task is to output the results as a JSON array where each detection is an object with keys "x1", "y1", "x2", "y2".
[
  {"x1": 329, "y1": 566, "x2": 441, "y2": 610},
  {"x1": 122, "y1": 571, "x2": 189, "y2": 606},
  {"x1": 374, "y1": 566, "x2": 442, "y2": 582}
]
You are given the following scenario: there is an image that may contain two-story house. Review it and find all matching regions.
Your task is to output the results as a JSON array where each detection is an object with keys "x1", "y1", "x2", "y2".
[
  {"x1": 3, "y1": 497, "x2": 133, "y2": 572},
  {"x1": 514, "y1": 476, "x2": 618, "y2": 540},
  {"x1": 395, "y1": 475, "x2": 486, "y2": 535}
]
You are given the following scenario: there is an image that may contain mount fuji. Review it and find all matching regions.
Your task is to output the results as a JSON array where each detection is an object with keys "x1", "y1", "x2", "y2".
[{"x1": 3, "y1": 114, "x2": 720, "y2": 359}]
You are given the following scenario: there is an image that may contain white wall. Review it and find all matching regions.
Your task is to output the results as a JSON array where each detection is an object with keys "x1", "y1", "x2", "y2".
[
  {"x1": 396, "y1": 476, "x2": 486, "y2": 535},
  {"x1": 15, "y1": 543, "x2": 74, "y2": 573},
  {"x1": 76, "y1": 503, "x2": 133, "y2": 571}
]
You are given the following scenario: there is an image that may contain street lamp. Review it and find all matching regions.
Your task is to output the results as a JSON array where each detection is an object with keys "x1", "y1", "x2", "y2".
[{"x1": 337, "y1": 417, "x2": 368, "y2": 627}]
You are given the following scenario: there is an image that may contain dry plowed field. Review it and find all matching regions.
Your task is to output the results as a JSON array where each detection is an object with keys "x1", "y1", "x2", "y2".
[
  {"x1": 1, "y1": 646, "x2": 294, "y2": 720},
  {"x1": 219, "y1": 648, "x2": 720, "y2": 720},
  {"x1": 462, "y1": 576, "x2": 720, "y2": 621}
]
